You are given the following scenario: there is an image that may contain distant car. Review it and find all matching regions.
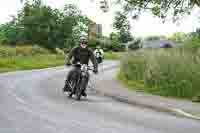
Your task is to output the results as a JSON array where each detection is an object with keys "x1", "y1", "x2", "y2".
[{"x1": 142, "y1": 39, "x2": 175, "y2": 48}]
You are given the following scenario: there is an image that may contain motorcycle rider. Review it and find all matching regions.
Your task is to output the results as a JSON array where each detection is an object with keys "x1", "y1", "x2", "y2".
[
  {"x1": 63, "y1": 36, "x2": 98, "y2": 97},
  {"x1": 94, "y1": 45, "x2": 104, "y2": 64}
]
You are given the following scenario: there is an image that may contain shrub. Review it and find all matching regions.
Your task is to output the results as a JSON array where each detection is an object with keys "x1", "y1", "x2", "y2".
[
  {"x1": 55, "y1": 47, "x2": 65, "y2": 55},
  {"x1": 128, "y1": 39, "x2": 141, "y2": 50}
]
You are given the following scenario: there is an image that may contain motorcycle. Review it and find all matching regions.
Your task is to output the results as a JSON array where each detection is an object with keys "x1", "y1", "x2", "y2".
[{"x1": 67, "y1": 63, "x2": 93, "y2": 100}]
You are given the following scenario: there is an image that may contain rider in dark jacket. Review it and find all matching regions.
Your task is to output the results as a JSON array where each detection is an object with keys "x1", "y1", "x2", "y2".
[{"x1": 63, "y1": 36, "x2": 98, "y2": 97}]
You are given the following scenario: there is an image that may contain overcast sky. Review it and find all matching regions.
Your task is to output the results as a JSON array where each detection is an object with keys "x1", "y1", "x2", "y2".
[{"x1": 0, "y1": 0, "x2": 199, "y2": 37}]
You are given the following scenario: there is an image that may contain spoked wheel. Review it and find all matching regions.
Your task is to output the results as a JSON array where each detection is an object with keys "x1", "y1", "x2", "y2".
[{"x1": 75, "y1": 77, "x2": 87, "y2": 101}]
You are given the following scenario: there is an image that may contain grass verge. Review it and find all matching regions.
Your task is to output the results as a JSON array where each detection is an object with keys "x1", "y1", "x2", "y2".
[
  {"x1": 0, "y1": 50, "x2": 124, "y2": 73},
  {"x1": 104, "y1": 52, "x2": 125, "y2": 60},
  {"x1": 0, "y1": 54, "x2": 65, "y2": 73}
]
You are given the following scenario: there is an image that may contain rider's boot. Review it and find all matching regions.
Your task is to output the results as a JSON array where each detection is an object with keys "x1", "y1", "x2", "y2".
[
  {"x1": 81, "y1": 75, "x2": 89, "y2": 97},
  {"x1": 62, "y1": 81, "x2": 70, "y2": 93},
  {"x1": 81, "y1": 90, "x2": 87, "y2": 97}
]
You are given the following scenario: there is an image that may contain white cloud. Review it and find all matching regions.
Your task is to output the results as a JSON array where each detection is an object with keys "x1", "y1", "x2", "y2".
[
  {"x1": 131, "y1": 8, "x2": 200, "y2": 37},
  {"x1": 0, "y1": 0, "x2": 22, "y2": 24}
]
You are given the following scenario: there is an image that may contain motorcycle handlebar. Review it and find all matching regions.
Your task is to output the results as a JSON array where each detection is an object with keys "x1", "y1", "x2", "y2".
[{"x1": 69, "y1": 64, "x2": 94, "y2": 71}]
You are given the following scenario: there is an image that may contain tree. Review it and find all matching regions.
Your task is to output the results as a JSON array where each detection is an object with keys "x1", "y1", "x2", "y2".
[
  {"x1": 63, "y1": 4, "x2": 90, "y2": 48},
  {"x1": 114, "y1": 0, "x2": 200, "y2": 22},
  {"x1": 169, "y1": 32, "x2": 188, "y2": 43},
  {"x1": 16, "y1": 0, "x2": 61, "y2": 49},
  {"x1": 0, "y1": 22, "x2": 20, "y2": 45},
  {"x1": 128, "y1": 38, "x2": 141, "y2": 50},
  {"x1": 108, "y1": 32, "x2": 126, "y2": 51},
  {"x1": 109, "y1": 32, "x2": 119, "y2": 40},
  {"x1": 0, "y1": 24, "x2": 8, "y2": 44},
  {"x1": 96, "y1": 0, "x2": 200, "y2": 34},
  {"x1": 4, "y1": 0, "x2": 89, "y2": 50},
  {"x1": 119, "y1": 28, "x2": 133, "y2": 43},
  {"x1": 113, "y1": 12, "x2": 133, "y2": 43},
  {"x1": 195, "y1": 28, "x2": 200, "y2": 37}
]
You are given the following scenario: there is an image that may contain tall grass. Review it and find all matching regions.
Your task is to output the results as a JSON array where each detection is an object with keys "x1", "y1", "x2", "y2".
[{"x1": 119, "y1": 48, "x2": 200, "y2": 99}]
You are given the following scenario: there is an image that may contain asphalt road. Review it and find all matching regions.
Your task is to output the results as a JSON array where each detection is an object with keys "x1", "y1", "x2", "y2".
[{"x1": 0, "y1": 61, "x2": 199, "y2": 133}]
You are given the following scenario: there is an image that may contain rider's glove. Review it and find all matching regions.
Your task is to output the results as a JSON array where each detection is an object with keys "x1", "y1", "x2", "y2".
[
  {"x1": 66, "y1": 63, "x2": 71, "y2": 66},
  {"x1": 93, "y1": 69, "x2": 98, "y2": 74}
]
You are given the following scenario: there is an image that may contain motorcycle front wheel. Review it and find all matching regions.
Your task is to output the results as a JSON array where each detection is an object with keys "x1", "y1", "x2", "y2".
[{"x1": 76, "y1": 77, "x2": 88, "y2": 101}]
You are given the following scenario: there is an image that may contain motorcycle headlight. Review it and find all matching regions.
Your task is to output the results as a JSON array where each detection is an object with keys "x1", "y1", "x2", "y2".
[
  {"x1": 81, "y1": 65, "x2": 88, "y2": 71},
  {"x1": 82, "y1": 72, "x2": 87, "y2": 76}
]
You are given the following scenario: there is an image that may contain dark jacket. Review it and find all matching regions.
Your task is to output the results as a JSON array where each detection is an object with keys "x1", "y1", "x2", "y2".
[{"x1": 66, "y1": 46, "x2": 98, "y2": 70}]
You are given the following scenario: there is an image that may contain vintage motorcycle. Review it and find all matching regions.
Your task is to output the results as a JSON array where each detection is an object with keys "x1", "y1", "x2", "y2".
[{"x1": 67, "y1": 63, "x2": 94, "y2": 100}]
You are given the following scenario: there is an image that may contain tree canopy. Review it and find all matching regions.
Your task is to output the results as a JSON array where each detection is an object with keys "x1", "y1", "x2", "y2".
[
  {"x1": 115, "y1": 0, "x2": 199, "y2": 22},
  {"x1": 0, "y1": 0, "x2": 90, "y2": 50},
  {"x1": 99, "y1": 0, "x2": 200, "y2": 29}
]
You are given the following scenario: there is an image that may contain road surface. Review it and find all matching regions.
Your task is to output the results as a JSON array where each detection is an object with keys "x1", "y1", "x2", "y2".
[{"x1": 0, "y1": 61, "x2": 199, "y2": 133}]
